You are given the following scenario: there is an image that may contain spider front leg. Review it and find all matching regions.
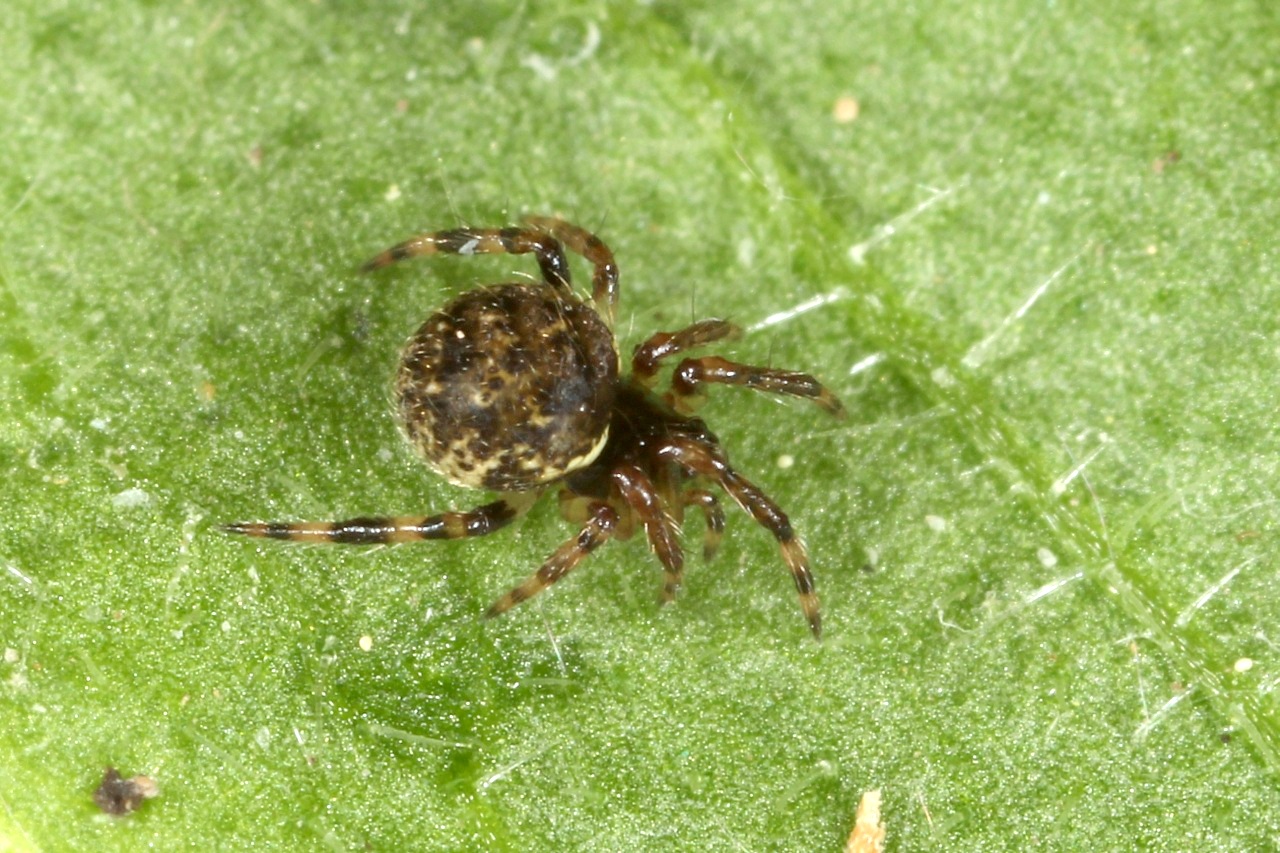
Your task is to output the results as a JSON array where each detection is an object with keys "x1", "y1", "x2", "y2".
[
  {"x1": 360, "y1": 226, "x2": 573, "y2": 294},
  {"x1": 670, "y1": 356, "x2": 846, "y2": 417},
  {"x1": 631, "y1": 319, "x2": 742, "y2": 387},
  {"x1": 485, "y1": 501, "x2": 618, "y2": 617},
  {"x1": 657, "y1": 437, "x2": 822, "y2": 639},
  {"x1": 223, "y1": 492, "x2": 539, "y2": 545}
]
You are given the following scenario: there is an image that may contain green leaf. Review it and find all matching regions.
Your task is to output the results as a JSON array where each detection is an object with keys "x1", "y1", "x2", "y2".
[{"x1": 3, "y1": 0, "x2": 1278, "y2": 848}]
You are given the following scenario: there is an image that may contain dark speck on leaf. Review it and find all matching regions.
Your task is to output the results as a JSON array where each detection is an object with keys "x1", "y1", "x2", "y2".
[{"x1": 93, "y1": 766, "x2": 159, "y2": 816}]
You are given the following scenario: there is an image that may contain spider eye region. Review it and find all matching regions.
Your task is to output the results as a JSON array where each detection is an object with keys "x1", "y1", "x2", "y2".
[{"x1": 396, "y1": 283, "x2": 618, "y2": 492}]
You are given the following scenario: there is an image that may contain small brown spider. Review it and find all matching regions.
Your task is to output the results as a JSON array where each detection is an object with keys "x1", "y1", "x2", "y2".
[{"x1": 225, "y1": 218, "x2": 844, "y2": 638}]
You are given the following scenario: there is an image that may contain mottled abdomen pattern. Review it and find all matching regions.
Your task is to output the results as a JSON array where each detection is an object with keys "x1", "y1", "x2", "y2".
[{"x1": 396, "y1": 283, "x2": 619, "y2": 491}]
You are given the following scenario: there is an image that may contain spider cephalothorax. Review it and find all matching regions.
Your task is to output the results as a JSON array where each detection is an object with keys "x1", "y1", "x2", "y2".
[{"x1": 225, "y1": 217, "x2": 844, "y2": 638}]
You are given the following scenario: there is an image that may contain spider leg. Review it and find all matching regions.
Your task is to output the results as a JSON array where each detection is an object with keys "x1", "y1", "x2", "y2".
[
  {"x1": 657, "y1": 437, "x2": 822, "y2": 639},
  {"x1": 485, "y1": 501, "x2": 618, "y2": 618},
  {"x1": 222, "y1": 492, "x2": 539, "y2": 545},
  {"x1": 682, "y1": 488, "x2": 725, "y2": 562},
  {"x1": 631, "y1": 319, "x2": 742, "y2": 386},
  {"x1": 670, "y1": 355, "x2": 846, "y2": 417},
  {"x1": 612, "y1": 462, "x2": 685, "y2": 604},
  {"x1": 524, "y1": 216, "x2": 620, "y2": 324},
  {"x1": 360, "y1": 226, "x2": 573, "y2": 294}
]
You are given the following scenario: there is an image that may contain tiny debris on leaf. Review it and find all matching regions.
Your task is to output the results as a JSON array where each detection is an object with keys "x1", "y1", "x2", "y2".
[
  {"x1": 845, "y1": 788, "x2": 886, "y2": 853},
  {"x1": 833, "y1": 95, "x2": 861, "y2": 124},
  {"x1": 93, "y1": 766, "x2": 159, "y2": 816},
  {"x1": 1151, "y1": 149, "x2": 1180, "y2": 174}
]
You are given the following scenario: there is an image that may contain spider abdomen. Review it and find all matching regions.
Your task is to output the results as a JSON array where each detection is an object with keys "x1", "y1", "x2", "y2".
[{"x1": 395, "y1": 283, "x2": 618, "y2": 492}]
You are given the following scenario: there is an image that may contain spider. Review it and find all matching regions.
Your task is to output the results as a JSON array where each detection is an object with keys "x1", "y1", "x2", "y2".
[{"x1": 225, "y1": 217, "x2": 845, "y2": 638}]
